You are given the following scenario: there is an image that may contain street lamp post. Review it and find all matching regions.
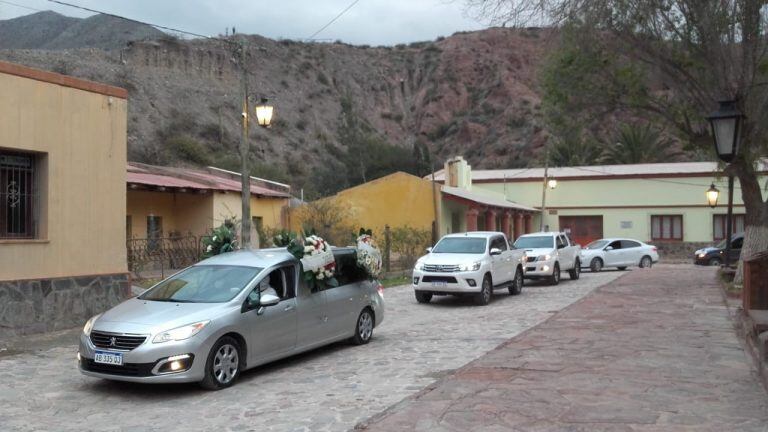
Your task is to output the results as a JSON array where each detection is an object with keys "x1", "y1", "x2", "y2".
[
  {"x1": 539, "y1": 148, "x2": 557, "y2": 232},
  {"x1": 238, "y1": 37, "x2": 274, "y2": 249},
  {"x1": 707, "y1": 100, "x2": 744, "y2": 268}
]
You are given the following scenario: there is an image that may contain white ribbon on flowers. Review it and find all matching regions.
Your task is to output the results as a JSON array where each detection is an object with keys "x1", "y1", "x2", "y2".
[{"x1": 300, "y1": 248, "x2": 334, "y2": 272}]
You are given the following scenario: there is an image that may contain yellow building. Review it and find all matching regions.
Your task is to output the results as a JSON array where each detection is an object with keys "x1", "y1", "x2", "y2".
[
  {"x1": 293, "y1": 172, "x2": 440, "y2": 237},
  {"x1": 127, "y1": 163, "x2": 292, "y2": 242},
  {"x1": 0, "y1": 61, "x2": 128, "y2": 337}
]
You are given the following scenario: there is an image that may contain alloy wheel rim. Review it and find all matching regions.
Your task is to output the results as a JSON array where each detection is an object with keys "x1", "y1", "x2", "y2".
[
  {"x1": 213, "y1": 344, "x2": 239, "y2": 384},
  {"x1": 358, "y1": 312, "x2": 373, "y2": 340}
]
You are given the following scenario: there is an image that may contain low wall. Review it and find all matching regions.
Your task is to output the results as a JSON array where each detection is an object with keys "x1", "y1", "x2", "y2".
[
  {"x1": 653, "y1": 241, "x2": 710, "y2": 261},
  {"x1": 0, "y1": 273, "x2": 131, "y2": 338}
]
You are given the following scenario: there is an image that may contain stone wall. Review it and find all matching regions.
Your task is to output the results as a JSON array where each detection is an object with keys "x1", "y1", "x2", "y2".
[
  {"x1": 0, "y1": 273, "x2": 130, "y2": 338},
  {"x1": 653, "y1": 241, "x2": 711, "y2": 261}
]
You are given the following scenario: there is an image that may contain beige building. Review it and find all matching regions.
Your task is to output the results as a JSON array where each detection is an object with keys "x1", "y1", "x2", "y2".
[{"x1": 0, "y1": 61, "x2": 129, "y2": 336}]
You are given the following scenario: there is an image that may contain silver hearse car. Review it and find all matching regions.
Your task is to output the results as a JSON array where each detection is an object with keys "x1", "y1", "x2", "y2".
[{"x1": 78, "y1": 247, "x2": 384, "y2": 390}]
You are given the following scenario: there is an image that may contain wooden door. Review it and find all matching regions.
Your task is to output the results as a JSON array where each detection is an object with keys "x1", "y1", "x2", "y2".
[{"x1": 559, "y1": 216, "x2": 603, "y2": 247}]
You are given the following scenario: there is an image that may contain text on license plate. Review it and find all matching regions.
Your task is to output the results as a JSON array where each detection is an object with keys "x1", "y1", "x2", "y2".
[
  {"x1": 431, "y1": 281, "x2": 447, "y2": 288},
  {"x1": 94, "y1": 350, "x2": 123, "y2": 366}
]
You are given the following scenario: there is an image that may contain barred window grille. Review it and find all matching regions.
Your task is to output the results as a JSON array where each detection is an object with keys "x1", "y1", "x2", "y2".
[{"x1": 0, "y1": 151, "x2": 40, "y2": 239}]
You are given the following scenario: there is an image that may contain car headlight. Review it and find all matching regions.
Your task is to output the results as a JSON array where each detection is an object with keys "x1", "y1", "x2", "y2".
[
  {"x1": 415, "y1": 261, "x2": 425, "y2": 271},
  {"x1": 459, "y1": 261, "x2": 482, "y2": 272},
  {"x1": 697, "y1": 253, "x2": 706, "y2": 258},
  {"x1": 153, "y1": 321, "x2": 210, "y2": 344},
  {"x1": 537, "y1": 254, "x2": 552, "y2": 262},
  {"x1": 83, "y1": 314, "x2": 101, "y2": 336}
]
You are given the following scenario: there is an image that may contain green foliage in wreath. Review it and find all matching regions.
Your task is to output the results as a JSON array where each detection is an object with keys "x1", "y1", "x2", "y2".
[
  {"x1": 202, "y1": 219, "x2": 238, "y2": 258},
  {"x1": 272, "y1": 229, "x2": 297, "y2": 247}
]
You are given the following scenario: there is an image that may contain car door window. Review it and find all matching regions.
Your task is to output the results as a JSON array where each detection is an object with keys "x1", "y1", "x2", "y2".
[
  {"x1": 556, "y1": 236, "x2": 566, "y2": 249},
  {"x1": 607, "y1": 241, "x2": 622, "y2": 250},
  {"x1": 732, "y1": 237, "x2": 743, "y2": 249},
  {"x1": 490, "y1": 236, "x2": 507, "y2": 252},
  {"x1": 621, "y1": 240, "x2": 641, "y2": 249},
  {"x1": 333, "y1": 250, "x2": 367, "y2": 286}
]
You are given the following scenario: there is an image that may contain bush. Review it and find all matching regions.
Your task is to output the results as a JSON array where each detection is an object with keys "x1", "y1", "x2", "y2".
[
  {"x1": 166, "y1": 136, "x2": 212, "y2": 165},
  {"x1": 388, "y1": 226, "x2": 432, "y2": 269},
  {"x1": 295, "y1": 199, "x2": 357, "y2": 247}
]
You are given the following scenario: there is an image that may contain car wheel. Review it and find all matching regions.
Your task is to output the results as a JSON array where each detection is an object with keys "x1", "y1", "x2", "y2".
[
  {"x1": 351, "y1": 308, "x2": 374, "y2": 345},
  {"x1": 617, "y1": 266, "x2": 627, "y2": 271},
  {"x1": 707, "y1": 257, "x2": 721, "y2": 267},
  {"x1": 200, "y1": 336, "x2": 242, "y2": 390},
  {"x1": 548, "y1": 263, "x2": 560, "y2": 286},
  {"x1": 590, "y1": 258, "x2": 603, "y2": 272},
  {"x1": 568, "y1": 259, "x2": 580, "y2": 280},
  {"x1": 474, "y1": 275, "x2": 492, "y2": 305},
  {"x1": 415, "y1": 290, "x2": 433, "y2": 303},
  {"x1": 640, "y1": 256, "x2": 653, "y2": 268},
  {"x1": 508, "y1": 267, "x2": 523, "y2": 295}
]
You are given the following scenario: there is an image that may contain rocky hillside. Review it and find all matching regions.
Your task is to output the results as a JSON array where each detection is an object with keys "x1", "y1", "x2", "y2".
[
  {"x1": 0, "y1": 14, "x2": 555, "y2": 196},
  {"x1": 0, "y1": 11, "x2": 164, "y2": 50}
]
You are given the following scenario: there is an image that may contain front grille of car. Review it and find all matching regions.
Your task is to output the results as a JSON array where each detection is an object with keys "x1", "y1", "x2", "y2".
[
  {"x1": 421, "y1": 276, "x2": 458, "y2": 283},
  {"x1": 423, "y1": 264, "x2": 461, "y2": 272},
  {"x1": 80, "y1": 358, "x2": 155, "y2": 377},
  {"x1": 526, "y1": 256, "x2": 537, "y2": 262},
  {"x1": 526, "y1": 266, "x2": 537, "y2": 272},
  {"x1": 90, "y1": 331, "x2": 147, "y2": 351}
]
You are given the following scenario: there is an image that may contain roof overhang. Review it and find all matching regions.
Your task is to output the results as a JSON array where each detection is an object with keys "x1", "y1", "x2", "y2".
[{"x1": 441, "y1": 186, "x2": 538, "y2": 213}]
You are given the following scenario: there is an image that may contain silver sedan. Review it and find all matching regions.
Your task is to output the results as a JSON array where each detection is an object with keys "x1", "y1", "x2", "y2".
[{"x1": 78, "y1": 247, "x2": 384, "y2": 390}]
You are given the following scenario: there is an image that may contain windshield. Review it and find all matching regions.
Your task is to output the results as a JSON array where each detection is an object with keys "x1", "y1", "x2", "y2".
[
  {"x1": 715, "y1": 239, "x2": 727, "y2": 249},
  {"x1": 585, "y1": 240, "x2": 609, "y2": 250},
  {"x1": 514, "y1": 236, "x2": 554, "y2": 249},
  {"x1": 432, "y1": 237, "x2": 487, "y2": 254},
  {"x1": 140, "y1": 265, "x2": 262, "y2": 303}
]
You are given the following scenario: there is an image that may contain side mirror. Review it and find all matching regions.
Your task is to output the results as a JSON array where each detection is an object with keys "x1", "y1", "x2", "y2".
[
  {"x1": 425, "y1": 247, "x2": 432, "y2": 253},
  {"x1": 490, "y1": 248, "x2": 502, "y2": 256},
  {"x1": 605, "y1": 246, "x2": 614, "y2": 251},
  {"x1": 259, "y1": 293, "x2": 280, "y2": 307}
]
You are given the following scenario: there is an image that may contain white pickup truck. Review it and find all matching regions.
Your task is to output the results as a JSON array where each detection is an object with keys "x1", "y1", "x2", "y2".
[
  {"x1": 412, "y1": 231, "x2": 526, "y2": 306},
  {"x1": 513, "y1": 231, "x2": 581, "y2": 285}
]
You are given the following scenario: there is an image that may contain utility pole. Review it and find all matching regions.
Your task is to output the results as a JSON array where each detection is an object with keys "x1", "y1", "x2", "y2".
[
  {"x1": 539, "y1": 146, "x2": 549, "y2": 232},
  {"x1": 724, "y1": 175, "x2": 735, "y2": 267},
  {"x1": 239, "y1": 38, "x2": 252, "y2": 248}
]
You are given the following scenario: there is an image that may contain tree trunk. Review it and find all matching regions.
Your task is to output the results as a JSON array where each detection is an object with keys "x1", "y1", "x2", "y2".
[{"x1": 732, "y1": 158, "x2": 768, "y2": 286}]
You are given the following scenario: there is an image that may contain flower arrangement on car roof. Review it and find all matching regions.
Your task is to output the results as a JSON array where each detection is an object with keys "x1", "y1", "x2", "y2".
[
  {"x1": 271, "y1": 229, "x2": 296, "y2": 247},
  {"x1": 287, "y1": 230, "x2": 338, "y2": 289},
  {"x1": 202, "y1": 219, "x2": 239, "y2": 258},
  {"x1": 356, "y1": 228, "x2": 382, "y2": 280}
]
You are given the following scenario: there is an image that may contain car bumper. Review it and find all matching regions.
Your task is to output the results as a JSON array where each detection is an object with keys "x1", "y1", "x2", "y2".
[
  {"x1": 412, "y1": 270, "x2": 483, "y2": 293},
  {"x1": 78, "y1": 332, "x2": 211, "y2": 384},
  {"x1": 523, "y1": 261, "x2": 555, "y2": 278}
]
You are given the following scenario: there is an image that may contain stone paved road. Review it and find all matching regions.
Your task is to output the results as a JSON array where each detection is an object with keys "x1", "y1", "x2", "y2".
[
  {"x1": 359, "y1": 265, "x2": 768, "y2": 432},
  {"x1": 0, "y1": 271, "x2": 623, "y2": 432}
]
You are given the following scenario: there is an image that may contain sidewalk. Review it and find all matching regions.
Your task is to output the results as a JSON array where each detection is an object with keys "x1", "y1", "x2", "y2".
[{"x1": 358, "y1": 266, "x2": 768, "y2": 431}]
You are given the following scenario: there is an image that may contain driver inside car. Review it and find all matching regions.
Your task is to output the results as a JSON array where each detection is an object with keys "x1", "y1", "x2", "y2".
[{"x1": 258, "y1": 278, "x2": 278, "y2": 299}]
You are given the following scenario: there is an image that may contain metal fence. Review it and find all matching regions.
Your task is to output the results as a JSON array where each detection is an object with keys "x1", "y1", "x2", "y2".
[{"x1": 127, "y1": 236, "x2": 207, "y2": 279}]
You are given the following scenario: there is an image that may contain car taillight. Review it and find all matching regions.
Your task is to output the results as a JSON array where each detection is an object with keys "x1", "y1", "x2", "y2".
[
  {"x1": 651, "y1": 247, "x2": 658, "y2": 252},
  {"x1": 377, "y1": 283, "x2": 384, "y2": 297}
]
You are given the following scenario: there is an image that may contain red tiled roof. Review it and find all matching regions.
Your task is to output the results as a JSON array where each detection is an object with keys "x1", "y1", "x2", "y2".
[{"x1": 127, "y1": 163, "x2": 291, "y2": 198}]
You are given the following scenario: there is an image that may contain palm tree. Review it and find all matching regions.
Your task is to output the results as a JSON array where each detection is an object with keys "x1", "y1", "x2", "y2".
[
  {"x1": 548, "y1": 132, "x2": 603, "y2": 167},
  {"x1": 601, "y1": 123, "x2": 681, "y2": 164}
]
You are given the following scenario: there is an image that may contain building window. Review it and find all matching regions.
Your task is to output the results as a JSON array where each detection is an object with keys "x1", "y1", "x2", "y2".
[
  {"x1": 713, "y1": 214, "x2": 745, "y2": 241},
  {"x1": 0, "y1": 151, "x2": 40, "y2": 239},
  {"x1": 651, "y1": 215, "x2": 683, "y2": 241}
]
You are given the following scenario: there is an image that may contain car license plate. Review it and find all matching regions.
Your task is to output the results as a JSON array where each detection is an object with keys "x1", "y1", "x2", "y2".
[
  {"x1": 94, "y1": 350, "x2": 123, "y2": 366},
  {"x1": 431, "y1": 281, "x2": 447, "y2": 288}
]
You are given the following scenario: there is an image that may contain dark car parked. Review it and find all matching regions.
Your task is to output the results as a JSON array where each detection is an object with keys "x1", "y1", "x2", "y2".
[{"x1": 693, "y1": 234, "x2": 743, "y2": 266}]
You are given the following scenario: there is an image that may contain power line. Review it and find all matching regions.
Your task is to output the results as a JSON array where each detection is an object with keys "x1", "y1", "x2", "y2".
[
  {"x1": 47, "y1": 0, "x2": 216, "y2": 40},
  {"x1": 0, "y1": 0, "x2": 44, "y2": 13},
  {"x1": 307, "y1": 0, "x2": 361, "y2": 40}
]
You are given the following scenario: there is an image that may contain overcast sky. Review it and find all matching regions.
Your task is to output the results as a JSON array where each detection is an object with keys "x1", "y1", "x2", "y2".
[{"x1": 0, "y1": 0, "x2": 489, "y2": 45}]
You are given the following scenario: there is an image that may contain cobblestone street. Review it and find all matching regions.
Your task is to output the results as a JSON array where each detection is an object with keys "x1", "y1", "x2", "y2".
[{"x1": 0, "y1": 271, "x2": 623, "y2": 431}]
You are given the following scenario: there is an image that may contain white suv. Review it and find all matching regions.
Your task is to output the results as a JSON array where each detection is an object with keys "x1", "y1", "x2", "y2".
[
  {"x1": 514, "y1": 232, "x2": 581, "y2": 285},
  {"x1": 412, "y1": 232, "x2": 525, "y2": 306}
]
